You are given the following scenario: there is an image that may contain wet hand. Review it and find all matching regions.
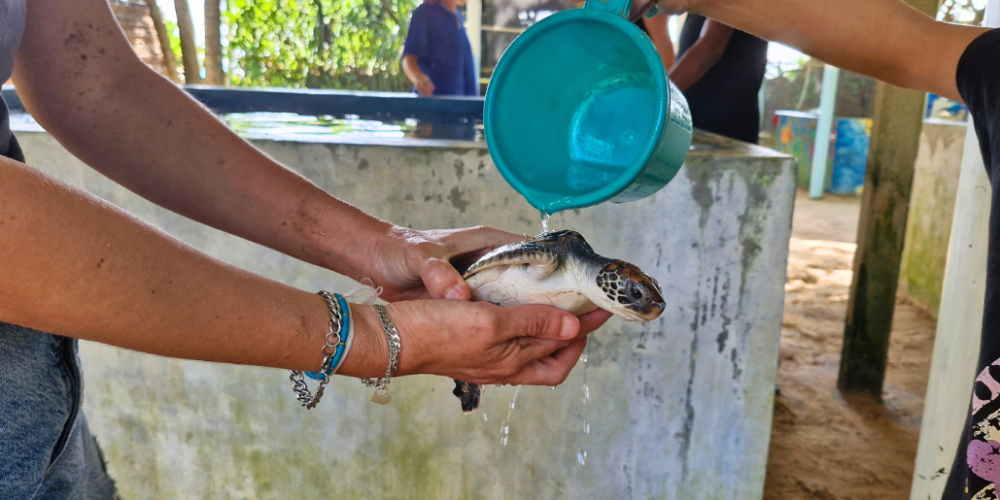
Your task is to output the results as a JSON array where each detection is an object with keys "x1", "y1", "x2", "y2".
[
  {"x1": 353, "y1": 301, "x2": 611, "y2": 385},
  {"x1": 369, "y1": 225, "x2": 524, "y2": 302}
]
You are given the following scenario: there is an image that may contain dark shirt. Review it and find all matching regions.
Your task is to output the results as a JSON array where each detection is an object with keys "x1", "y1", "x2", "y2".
[
  {"x1": 633, "y1": 16, "x2": 648, "y2": 34},
  {"x1": 402, "y1": 2, "x2": 478, "y2": 97},
  {"x1": 675, "y1": 14, "x2": 767, "y2": 144},
  {"x1": 944, "y1": 28, "x2": 1000, "y2": 500}
]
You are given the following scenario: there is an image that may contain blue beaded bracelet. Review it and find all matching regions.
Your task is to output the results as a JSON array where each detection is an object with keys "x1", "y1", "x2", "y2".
[{"x1": 306, "y1": 293, "x2": 351, "y2": 381}]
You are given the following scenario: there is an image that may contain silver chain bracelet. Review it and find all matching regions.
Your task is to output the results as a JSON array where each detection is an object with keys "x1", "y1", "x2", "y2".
[
  {"x1": 362, "y1": 304, "x2": 402, "y2": 405},
  {"x1": 288, "y1": 290, "x2": 343, "y2": 409}
]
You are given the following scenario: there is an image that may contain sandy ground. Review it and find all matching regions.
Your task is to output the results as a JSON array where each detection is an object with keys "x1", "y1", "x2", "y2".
[{"x1": 764, "y1": 192, "x2": 938, "y2": 500}]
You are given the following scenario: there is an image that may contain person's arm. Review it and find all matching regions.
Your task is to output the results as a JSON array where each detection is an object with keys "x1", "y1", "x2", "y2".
[
  {"x1": 643, "y1": 14, "x2": 676, "y2": 70},
  {"x1": 401, "y1": 7, "x2": 436, "y2": 96},
  {"x1": 645, "y1": 0, "x2": 989, "y2": 102},
  {"x1": 668, "y1": 19, "x2": 733, "y2": 92},
  {"x1": 403, "y1": 54, "x2": 437, "y2": 96},
  {"x1": 14, "y1": 0, "x2": 483, "y2": 305},
  {"x1": 0, "y1": 155, "x2": 606, "y2": 385}
]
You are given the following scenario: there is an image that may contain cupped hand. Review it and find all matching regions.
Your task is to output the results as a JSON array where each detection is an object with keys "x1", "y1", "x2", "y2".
[
  {"x1": 354, "y1": 300, "x2": 612, "y2": 386},
  {"x1": 369, "y1": 225, "x2": 525, "y2": 302}
]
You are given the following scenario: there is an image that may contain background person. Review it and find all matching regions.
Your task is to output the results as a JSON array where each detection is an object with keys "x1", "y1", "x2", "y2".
[
  {"x1": 669, "y1": 14, "x2": 768, "y2": 144},
  {"x1": 402, "y1": 0, "x2": 479, "y2": 96}
]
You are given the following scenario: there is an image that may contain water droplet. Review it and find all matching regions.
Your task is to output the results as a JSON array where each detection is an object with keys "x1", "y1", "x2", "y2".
[
  {"x1": 584, "y1": 384, "x2": 590, "y2": 401},
  {"x1": 582, "y1": 420, "x2": 589, "y2": 434},
  {"x1": 495, "y1": 384, "x2": 502, "y2": 388},
  {"x1": 577, "y1": 451, "x2": 587, "y2": 465},
  {"x1": 549, "y1": 386, "x2": 556, "y2": 390},
  {"x1": 501, "y1": 425, "x2": 509, "y2": 435},
  {"x1": 502, "y1": 436, "x2": 508, "y2": 446},
  {"x1": 510, "y1": 400, "x2": 516, "y2": 409},
  {"x1": 541, "y1": 212, "x2": 550, "y2": 233},
  {"x1": 580, "y1": 354, "x2": 588, "y2": 363},
  {"x1": 483, "y1": 413, "x2": 488, "y2": 422}
]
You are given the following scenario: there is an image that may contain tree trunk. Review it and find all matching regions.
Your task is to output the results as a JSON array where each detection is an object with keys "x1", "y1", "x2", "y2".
[
  {"x1": 174, "y1": 0, "x2": 201, "y2": 84},
  {"x1": 145, "y1": 0, "x2": 179, "y2": 82},
  {"x1": 204, "y1": 0, "x2": 224, "y2": 85}
]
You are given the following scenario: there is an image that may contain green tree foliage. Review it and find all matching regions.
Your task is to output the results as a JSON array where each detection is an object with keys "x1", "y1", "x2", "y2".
[{"x1": 224, "y1": 0, "x2": 418, "y2": 90}]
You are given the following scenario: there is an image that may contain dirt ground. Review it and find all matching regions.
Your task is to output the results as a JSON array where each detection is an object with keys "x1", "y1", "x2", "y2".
[{"x1": 764, "y1": 191, "x2": 938, "y2": 500}]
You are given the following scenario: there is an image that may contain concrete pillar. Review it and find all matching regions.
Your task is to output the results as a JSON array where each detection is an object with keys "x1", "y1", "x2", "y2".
[
  {"x1": 466, "y1": 0, "x2": 483, "y2": 83},
  {"x1": 910, "y1": 3, "x2": 1000, "y2": 498},
  {"x1": 809, "y1": 65, "x2": 840, "y2": 199},
  {"x1": 836, "y1": 0, "x2": 939, "y2": 398}
]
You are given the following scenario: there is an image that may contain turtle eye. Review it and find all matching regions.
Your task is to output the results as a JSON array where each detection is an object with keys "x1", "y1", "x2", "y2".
[{"x1": 626, "y1": 280, "x2": 649, "y2": 303}]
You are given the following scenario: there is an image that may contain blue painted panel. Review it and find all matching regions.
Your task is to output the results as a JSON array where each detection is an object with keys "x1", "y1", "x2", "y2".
[{"x1": 829, "y1": 118, "x2": 871, "y2": 195}]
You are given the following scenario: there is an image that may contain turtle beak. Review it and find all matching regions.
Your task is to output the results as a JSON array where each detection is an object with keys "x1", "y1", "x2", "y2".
[{"x1": 629, "y1": 300, "x2": 665, "y2": 321}]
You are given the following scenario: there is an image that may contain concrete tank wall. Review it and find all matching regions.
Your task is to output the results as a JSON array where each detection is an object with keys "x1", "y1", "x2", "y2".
[
  {"x1": 899, "y1": 119, "x2": 968, "y2": 317},
  {"x1": 15, "y1": 129, "x2": 796, "y2": 499}
]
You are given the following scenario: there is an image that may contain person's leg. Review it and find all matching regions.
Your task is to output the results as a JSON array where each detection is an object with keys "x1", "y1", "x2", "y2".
[
  {"x1": 0, "y1": 321, "x2": 118, "y2": 500},
  {"x1": 33, "y1": 411, "x2": 119, "y2": 500}
]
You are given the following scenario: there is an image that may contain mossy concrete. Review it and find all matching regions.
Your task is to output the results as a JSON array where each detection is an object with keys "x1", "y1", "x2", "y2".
[
  {"x1": 898, "y1": 120, "x2": 967, "y2": 317},
  {"x1": 839, "y1": 76, "x2": 935, "y2": 397},
  {"x1": 14, "y1": 128, "x2": 795, "y2": 500}
]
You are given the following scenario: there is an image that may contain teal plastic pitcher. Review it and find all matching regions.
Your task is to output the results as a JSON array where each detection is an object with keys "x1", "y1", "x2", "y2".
[{"x1": 484, "y1": 0, "x2": 693, "y2": 215}]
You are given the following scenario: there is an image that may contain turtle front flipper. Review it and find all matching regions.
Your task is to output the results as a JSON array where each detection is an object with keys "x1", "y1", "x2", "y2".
[{"x1": 453, "y1": 379, "x2": 482, "y2": 413}]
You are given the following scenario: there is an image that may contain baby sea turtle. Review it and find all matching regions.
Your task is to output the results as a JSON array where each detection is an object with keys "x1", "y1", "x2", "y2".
[{"x1": 453, "y1": 229, "x2": 665, "y2": 412}]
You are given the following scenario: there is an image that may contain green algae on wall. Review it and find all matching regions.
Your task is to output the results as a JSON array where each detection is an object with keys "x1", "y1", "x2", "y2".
[{"x1": 898, "y1": 120, "x2": 967, "y2": 317}]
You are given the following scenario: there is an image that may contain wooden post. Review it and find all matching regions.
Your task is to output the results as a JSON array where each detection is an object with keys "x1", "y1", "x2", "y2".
[
  {"x1": 837, "y1": 0, "x2": 939, "y2": 398},
  {"x1": 145, "y1": 0, "x2": 180, "y2": 83},
  {"x1": 174, "y1": 0, "x2": 202, "y2": 84},
  {"x1": 204, "y1": 0, "x2": 225, "y2": 85}
]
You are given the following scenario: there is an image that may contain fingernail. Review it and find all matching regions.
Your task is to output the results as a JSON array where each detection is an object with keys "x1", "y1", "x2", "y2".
[
  {"x1": 561, "y1": 316, "x2": 578, "y2": 338},
  {"x1": 445, "y1": 286, "x2": 464, "y2": 300}
]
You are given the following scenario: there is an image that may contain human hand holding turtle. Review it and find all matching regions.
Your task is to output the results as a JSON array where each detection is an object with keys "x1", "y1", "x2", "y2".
[
  {"x1": 327, "y1": 223, "x2": 612, "y2": 387},
  {"x1": 364, "y1": 224, "x2": 524, "y2": 302},
  {"x1": 341, "y1": 300, "x2": 612, "y2": 386}
]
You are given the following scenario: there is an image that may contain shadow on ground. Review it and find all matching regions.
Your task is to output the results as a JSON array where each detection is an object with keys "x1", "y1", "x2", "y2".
[{"x1": 765, "y1": 191, "x2": 937, "y2": 500}]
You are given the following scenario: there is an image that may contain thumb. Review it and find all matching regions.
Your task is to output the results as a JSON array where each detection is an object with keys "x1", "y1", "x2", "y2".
[
  {"x1": 421, "y1": 258, "x2": 471, "y2": 300},
  {"x1": 503, "y1": 305, "x2": 580, "y2": 341}
]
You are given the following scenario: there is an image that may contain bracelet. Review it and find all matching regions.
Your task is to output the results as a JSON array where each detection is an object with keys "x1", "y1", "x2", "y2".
[
  {"x1": 288, "y1": 290, "x2": 345, "y2": 409},
  {"x1": 305, "y1": 294, "x2": 352, "y2": 379},
  {"x1": 332, "y1": 296, "x2": 355, "y2": 373},
  {"x1": 362, "y1": 304, "x2": 402, "y2": 405}
]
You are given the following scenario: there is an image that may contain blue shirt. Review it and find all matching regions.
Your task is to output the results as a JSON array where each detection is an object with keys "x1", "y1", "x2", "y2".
[{"x1": 403, "y1": 3, "x2": 478, "y2": 96}]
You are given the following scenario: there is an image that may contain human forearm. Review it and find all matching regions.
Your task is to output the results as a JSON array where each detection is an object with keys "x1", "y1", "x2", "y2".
[
  {"x1": 402, "y1": 54, "x2": 425, "y2": 85},
  {"x1": 0, "y1": 157, "x2": 605, "y2": 385},
  {"x1": 669, "y1": 42, "x2": 721, "y2": 91},
  {"x1": 13, "y1": 60, "x2": 388, "y2": 284},
  {"x1": 0, "y1": 158, "x2": 604, "y2": 385},
  {"x1": 0, "y1": 156, "x2": 391, "y2": 376},
  {"x1": 643, "y1": 15, "x2": 676, "y2": 70},
  {"x1": 402, "y1": 54, "x2": 435, "y2": 96},
  {"x1": 668, "y1": 20, "x2": 732, "y2": 92},
  {"x1": 670, "y1": 0, "x2": 987, "y2": 101}
]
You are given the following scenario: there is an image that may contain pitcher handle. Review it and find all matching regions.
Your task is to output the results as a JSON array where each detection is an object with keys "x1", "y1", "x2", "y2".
[{"x1": 583, "y1": 0, "x2": 634, "y2": 18}]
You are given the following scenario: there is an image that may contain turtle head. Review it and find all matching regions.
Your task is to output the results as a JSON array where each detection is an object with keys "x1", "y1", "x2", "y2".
[{"x1": 592, "y1": 260, "x2": 665, "y2": 322}]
